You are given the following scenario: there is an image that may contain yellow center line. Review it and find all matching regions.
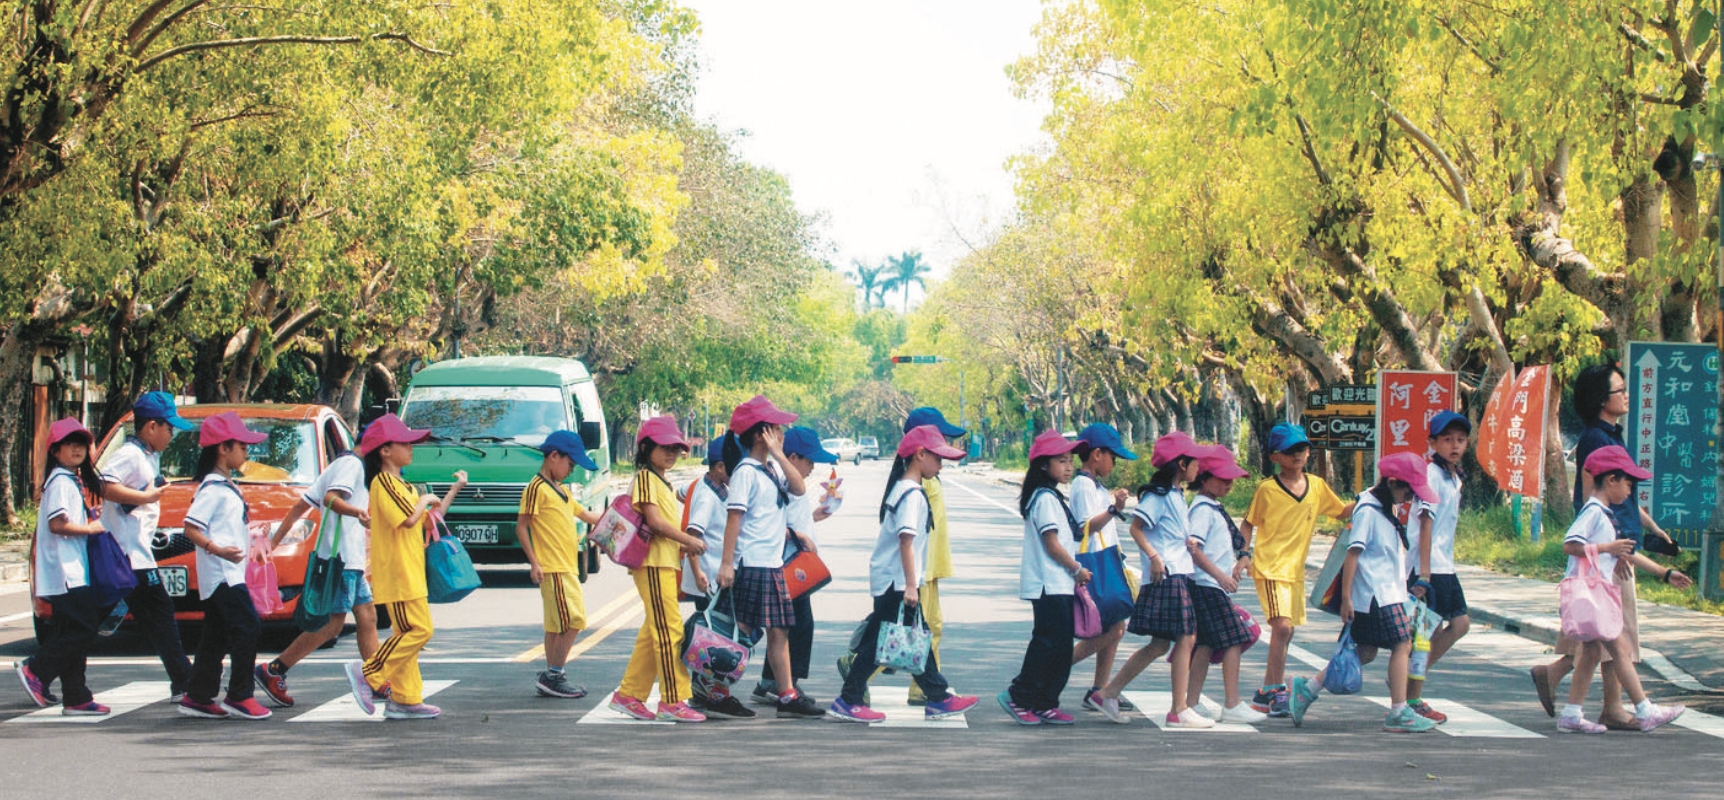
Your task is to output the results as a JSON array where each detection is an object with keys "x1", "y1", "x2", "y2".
[
  {"x1": 510, "y1": 586, "x2": 644, "y2": 663},
  {"x1": 564, "y1": 605, "x2": 645, "y2": 661}
]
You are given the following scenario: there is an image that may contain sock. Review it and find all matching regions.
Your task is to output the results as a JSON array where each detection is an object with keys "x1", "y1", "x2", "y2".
[
  {"x1": 547, "y1": 666, "x2": 565, "y2": 676},
  {"x1": 711, "y1": 684, "x2": 731, "y2": 701},
  {"x1": 1390, "y1": 701, "x2": 1407, "y2": 713},
  {"x1": 777, "y1": 688, "x2": 798, "y2": 703},
  {"x1": 1561, "y1": 704, "x2": 1583, "y2": 719},
  {"x1": 268, "y1": 659, "x2": 286, "y2": 676},
  {"x1": 1635, "y1": 699, "x2": 1655, "y2": 717}
]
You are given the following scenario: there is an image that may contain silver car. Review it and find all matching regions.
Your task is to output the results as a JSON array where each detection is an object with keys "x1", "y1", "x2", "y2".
[
  {"x1": 857, "y1": 436, "x2": 880, "y2": 460},
  {"x1": 822, "y1": 437, "x2": 864, "y2": 464}
]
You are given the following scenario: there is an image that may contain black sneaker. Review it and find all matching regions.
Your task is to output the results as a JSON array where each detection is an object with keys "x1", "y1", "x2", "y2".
[
  {"x1": 536, "y1": 671, "x2": 588, "y2": 699},
  {"x1": 702, "y1": 695, "x2": 758, "y2": 720},
  {"x1": 751, "y1": 682, "x2": 780, "y2": 706},
  {"x1": 776, "y1": 693, "x2": 825, "y2": 719}
]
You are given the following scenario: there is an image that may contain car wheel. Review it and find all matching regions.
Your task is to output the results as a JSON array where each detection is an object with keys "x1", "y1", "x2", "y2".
[{"x1": 853, "y1": 454, "x2": 861, "y2": 465}]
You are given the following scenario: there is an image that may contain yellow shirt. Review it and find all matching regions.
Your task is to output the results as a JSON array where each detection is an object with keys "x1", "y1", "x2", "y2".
[
  {"x1": 925, "y1": 477, "x2": 954, "y2": 581},
  {"x1": 1245, "y1": 474, "x2": 1347, "y2": 582},
  {"x1": 369, "y1": 472, "x2": 428, "y2": 604},
  {"x1": 520, "y1": 475, "x2": 586, "y2": 574},
  {"x1": 631, "y1": 470, "x2": 684, "y2": 570}
]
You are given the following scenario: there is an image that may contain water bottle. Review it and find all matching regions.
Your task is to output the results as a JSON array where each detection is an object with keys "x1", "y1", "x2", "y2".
[
  {"x1": 1409, "y1": 637, "x2": 1429, "y2": 681},
  {"x1": 98, "y1": 600, "x2": 129, "y2": 637}
]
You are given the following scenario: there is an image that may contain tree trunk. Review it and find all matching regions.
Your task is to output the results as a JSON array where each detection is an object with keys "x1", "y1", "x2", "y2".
[
  {"x1": 0, "y1": 281, "x2": 89, "y2": 524},
  {"x1": 1541, "y1": 383, "x2": 1570, "y2": 523}
]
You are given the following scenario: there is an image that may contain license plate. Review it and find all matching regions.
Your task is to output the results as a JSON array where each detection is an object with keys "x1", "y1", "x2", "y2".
[
  {"x1": 159, "y1": 566, "x2": 189, "y2": 598},
  {"x1": 453, "y1": 524, "x2": 499, "y2": 544}
]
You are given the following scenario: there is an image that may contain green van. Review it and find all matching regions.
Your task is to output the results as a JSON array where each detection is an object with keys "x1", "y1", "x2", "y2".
[{"x1": 399, "y1": 356, "x2": 610, "y2": 564}]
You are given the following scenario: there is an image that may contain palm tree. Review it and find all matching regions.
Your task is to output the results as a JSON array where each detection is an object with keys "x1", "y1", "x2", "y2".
[
  {"x1": 883, "y1": 250, "x2": 932, "y2": 314},
  {"x1": 846, "y1": 260, "x2": 887, "y2": 309}
]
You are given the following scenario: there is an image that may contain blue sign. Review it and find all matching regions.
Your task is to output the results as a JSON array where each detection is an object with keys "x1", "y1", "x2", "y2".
[{"x1": 1625, "y1": 342, "x2": 1720, "y2": 548}]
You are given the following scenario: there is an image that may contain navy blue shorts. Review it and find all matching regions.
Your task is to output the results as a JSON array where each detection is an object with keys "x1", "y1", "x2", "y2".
[
  {"x1": 1190, "y1": 584, "x2": 1253, "y2": 651},
  {"x1": 1348, "y1": 600, "x2": 1411, "y2": 648},
  {"x1": 1406, "y1": 573, "x2": 1468, "y2": 620},
  {"x1": 733, "y1": 566, "x2": 795, "y2": 630},
  {"x1": 1128, "y1": 574, "x2": 1195, "y2": 640}
]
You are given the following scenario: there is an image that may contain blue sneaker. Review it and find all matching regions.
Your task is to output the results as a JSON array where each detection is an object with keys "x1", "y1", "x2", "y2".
[
  {"x1": 1290, "y1": 677, "x2": 1319, "y2": 728},
  {"x1": 826, "y1": 697, "x2": 885, "y2": 723},
  {"x1": 924, "y1": 694, "x2": 978, "y2": 720},
  {"x1": 1269, "y1": 685, "x2": 1291, "y2": 718}
]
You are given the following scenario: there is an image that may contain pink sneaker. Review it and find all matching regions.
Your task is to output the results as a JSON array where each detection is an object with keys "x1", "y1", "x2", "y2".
[
  {"x1": 1637, "y1": 704, "x2": 1686, "y2": 732},
  {"x1": 384, "y1": 700, "x2": 442, "y2": 720},
  {"x1": 1557, "y1": 715, "x2": 1606, "y2": 734},
  {"x1": 1034, "y1": 707, "x2": 1076, "y2": 725},
  {"x1": 997, "y1": 690, "x2": 1041, "y2": 725},
  {"x1": 608, "y1": 692, "x2": 655, "y2": 721},
  {"x1": 221, "y1": 697, "x2": 273, "y2": 720},
  {"x1": 656, "y1": 701, "x2": 707, "y2": 723},
  {"x1": 828, "y1": 698, "x2": 887, "y2": 723},
  {"x1": 61, "y1": 700, "x2": 110, "y2": 716}
]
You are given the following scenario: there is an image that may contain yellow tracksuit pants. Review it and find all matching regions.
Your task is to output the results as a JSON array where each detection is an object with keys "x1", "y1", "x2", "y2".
[
  {"x1": 364, "y1": 598, "x2": 433, "y2": 705},
  {"x1": 620, "y1": 567, "x2": 690, "y2": 704}
]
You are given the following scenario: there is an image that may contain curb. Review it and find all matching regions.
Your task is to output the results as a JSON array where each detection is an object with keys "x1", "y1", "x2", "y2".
[
  {"x1": 1, "y1": 560, "x2": 23, "y2": 585},
  {"x1": 1466, "y1": 604, "x2": 1561, "y2": 646}
]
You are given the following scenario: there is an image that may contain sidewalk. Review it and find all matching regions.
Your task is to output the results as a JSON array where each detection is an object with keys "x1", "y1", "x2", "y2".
[{"x1": 970, "y1": 464, "x2": 1724, "y2": 692}]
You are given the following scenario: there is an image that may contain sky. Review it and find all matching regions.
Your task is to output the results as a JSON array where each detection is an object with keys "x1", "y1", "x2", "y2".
[{"x1": 683, "y1": 1, "x2": 1051, "y2": 303}]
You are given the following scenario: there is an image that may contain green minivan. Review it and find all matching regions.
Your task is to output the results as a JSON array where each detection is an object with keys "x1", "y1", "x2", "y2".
[{"x1": 399, "y1": 356, "x2": 610, "y2": 565}]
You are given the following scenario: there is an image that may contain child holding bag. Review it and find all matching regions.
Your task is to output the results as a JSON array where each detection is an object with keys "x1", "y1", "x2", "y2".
[
  {"x1": 999, "y1": 430, "x2": 1088, "y2": 725},
  {"x1": 1185, "y1": 445, "x2": 1265, "y2": 724},
  {"x1": 1551, "y1": 446, "x2": 1685, "y2": 733},
  {"x1": 1403, "y1": 411, "x2": 1473, "y2": 724},
  {"x1": 1289, "y1": 452, "x2": 1435, "y2": 733},
  {"x1": 753, "y1": 426, "x2": 838, "y2": 705},
  {"x1": 827, "y1": 425, "x2": 979, "y2": 722},
  {"x1": 1068, "y1": 423, "x2": 1135, "y2": 716},
  {"x1": 178, "y1": 412, "x2": 272, "y2": 720},
  {"x1": 681, "y1": 434, "x2": 756, "y2": 720}
]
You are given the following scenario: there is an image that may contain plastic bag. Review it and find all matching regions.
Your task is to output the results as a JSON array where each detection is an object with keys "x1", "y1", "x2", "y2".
[{"x1": 1322, "y1": 629, "x2": 1363, "y2": 695}]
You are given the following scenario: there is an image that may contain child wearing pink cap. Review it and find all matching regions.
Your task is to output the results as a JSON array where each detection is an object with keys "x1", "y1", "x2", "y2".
[
  {"x1": 998, "y1": 430, "x2": 1088, "y2": 725},
  {"x1": 1184, "y1": 446, "x2": 1264, "y2": 724},
  {"x1": 1288, "y1": 452, "x2": 1437, "y2": 733},
  {"x1": 1091, "y1": 431, "x2": 1210, "y2": 728},
  {"x1": 177, "y1": 411, "x2": 273, "y2": 720},
  {"x1": 17, "y1": 419, "x2": 111, "y2": 715},
  {"x1": 1550, "y1": 445, "x2": 1685, "y2": 733}
]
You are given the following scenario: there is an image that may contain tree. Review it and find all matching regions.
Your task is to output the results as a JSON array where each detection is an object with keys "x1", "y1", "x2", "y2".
[
  {"x1": 847, "y1": 260, "x2": 889, "y2": 309},
  {"x1": 882, "y1": 250, "x2": 933, "y2": 314}
]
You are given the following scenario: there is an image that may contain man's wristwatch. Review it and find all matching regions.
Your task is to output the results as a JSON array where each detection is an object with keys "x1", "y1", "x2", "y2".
[{"x1": 1108, "y1": 507, "x2": 1126, "y2": 519}]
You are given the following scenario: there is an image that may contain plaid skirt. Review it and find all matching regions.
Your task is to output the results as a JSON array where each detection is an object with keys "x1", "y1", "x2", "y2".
[
  {"x1": 1190, "y1": 584, "x2": 1253, "y2": 651},
  {"x1": 1128, "y1": 574, "x2": 1195, "y2": 639},
  {"x1": 1348, "y1": 600, "x2": 1411, "y2": 648},
  {"x1": 733, "y1": 566, "x2": 796, "y2": 630}
]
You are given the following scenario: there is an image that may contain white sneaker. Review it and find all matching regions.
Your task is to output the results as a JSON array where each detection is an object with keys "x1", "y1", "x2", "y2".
[
  {"x1": 1166, "y1": 707, "x2": 1216, "y2": 729},
  {"x1": 1095, "y1": 694, "x2": 1130, "y2": 724},
  {"x1": 1195, "y1": 695, "x2": 1225, "y2": 719},
  {"x1": 1220, "y1": 703, "x2": 1268, "y2": 724}
]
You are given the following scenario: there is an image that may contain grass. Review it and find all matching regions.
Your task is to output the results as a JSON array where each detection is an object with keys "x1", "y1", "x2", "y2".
[{"x1": 0, "y1": 504, "x2": 36, "y2": 541}]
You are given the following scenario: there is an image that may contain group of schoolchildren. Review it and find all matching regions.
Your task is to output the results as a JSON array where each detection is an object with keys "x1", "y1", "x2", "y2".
[{"x1": 16, "y1": 382, "x2": 1693, "y2": 733}]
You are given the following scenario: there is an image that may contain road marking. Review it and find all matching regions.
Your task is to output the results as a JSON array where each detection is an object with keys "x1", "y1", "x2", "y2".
[
  {"x1": 0, "y1": 611, "x2": 32, "y2": 624},
  {"x1": 512, "y1": 589, "x2": 644, "y2": 663},
  {"x1": 564, "y1": 607, "x2": 645, "y2": 661},
  {"x1": 6, "y1": 681, "x2": 169, "y2": 724},
  {"x1": 86, "y1": 657, "x2": 525, "y2": 666},
  {"x1": 1357, "y1": 695, "x2": 1544, "y2": 738},
  {"x1": 867, "y1": 685, "x2": 967, "y2": 728},
  {"x1": 576, "y1": 686, "x2": 672, "y2": 725},
  {"x1": 940, "y1": 476, "x2": 1018, "y2": 515},
  {"x1": 289, "y1": 679, "x2": 458, "y2": 722},
  {"x1": 1641, "y1": 650, "x2": 1710, "y2": 693},
  {"x1": 1121, "y1": 690, "x2": 1258, "y2": 732},
  {"x1": 1670, "y1": 709, "x2": 1724, "y2": 739}
]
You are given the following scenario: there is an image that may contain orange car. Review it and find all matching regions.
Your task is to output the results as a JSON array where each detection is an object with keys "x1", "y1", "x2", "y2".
[{"x1": 32, "y1": 404, "x2": 354, "y2": 639}]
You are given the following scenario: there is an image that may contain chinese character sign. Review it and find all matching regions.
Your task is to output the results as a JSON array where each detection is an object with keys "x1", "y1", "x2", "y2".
[
  {"x1": 1625, "y1": 342, "x2": 1720, "y2": 547},
  {"x1": 1477, "y1": 368, "x2": 1517, "y2": 484},
  {"x1": 1375, "y1": 370, "x2": 1458, "y2": 463},
  {"x1": 1493, "y1": 366, "x2": 1549, "y2": 498}
]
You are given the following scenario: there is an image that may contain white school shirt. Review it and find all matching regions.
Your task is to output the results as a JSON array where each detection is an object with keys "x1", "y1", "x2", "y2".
[
  {"x1": 1020, "y1": 489, "x2": 1078, "y2": 599},
  {"x1": 1069, "y1": 472, "x2": 1120, "y2": 549},
  {"x1": 870, "y1": 480, "x2": 931, "y2": 595},
  {"x1": 1408, "y1": 462, "x2": 1461, "y2": 576},
  {"x1": 681, "y1": 475, "x2": 728, "y2": 596},
  {"x1": 34, "y1": 467, "x2": 90, "y2": 597},
  {"x1": 185, "y1": 474, "x2": 250, "y2": 600},
  {"x1": 1565, "y1": 497, "x2": 1621, "y2": 584},
  {"x1": 1130, "y1": 486, "x2": 1195, "y2": 583},
  {"x1": 1187, "y1": 495, "x2": 1238, "y2": 592},
  {"x1": 99, "y1": 436, "x2": 162, "y2": 569},
  {"x1": 1346, "y1": 492, "x2": 1409, "y2": 611},
  {"x1": 787, "y1": 491, "x2": 816, "y2": 541},
  {"x1": 726, "y1": 458, "x2": 797, "y2": 569},
  {"x1": 303, "y1": 452, "x2": 369, "y2": 570}
]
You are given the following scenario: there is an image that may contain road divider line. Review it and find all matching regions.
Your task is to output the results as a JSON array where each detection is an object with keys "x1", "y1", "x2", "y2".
[
  {"x1": 512, "y1": 589, "x2": 644, "y2": 663},
  {"x1": 564, "y1": 606, "x2": 644, "y2": 662},
  {"x1": 0, "y1": 611, "x2": 33, "y2": 624},
  {"x1": 941, "y1": 476, "x2": 1018, "y2": 515}
]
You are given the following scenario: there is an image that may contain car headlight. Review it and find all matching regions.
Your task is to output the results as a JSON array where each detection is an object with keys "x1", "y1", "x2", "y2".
[{"x1": 271, "y1": 519, "x2": 313, "y2": 558}]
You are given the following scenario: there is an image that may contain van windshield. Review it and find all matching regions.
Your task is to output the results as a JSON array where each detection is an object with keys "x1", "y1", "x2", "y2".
[{"x1": 401, "y1": 385, "x2": 568, "y2": 447}]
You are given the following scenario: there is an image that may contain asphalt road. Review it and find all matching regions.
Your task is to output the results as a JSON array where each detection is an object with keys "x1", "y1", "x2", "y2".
[{"x1": 1, "y1": 460, "x2": 1719, "y2": 799}]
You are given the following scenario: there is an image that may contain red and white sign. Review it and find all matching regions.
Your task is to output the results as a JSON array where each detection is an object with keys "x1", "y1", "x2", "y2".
[
  {"x1": 1375, "y1": 370, "x2": 1458, "y2": 463},
  {"x1": 1485, "y1": 366, "x2": 1550, "y2": 497},
  {"x1": 1476, "y1": 368, "x2": 1516, "y2": 484}
]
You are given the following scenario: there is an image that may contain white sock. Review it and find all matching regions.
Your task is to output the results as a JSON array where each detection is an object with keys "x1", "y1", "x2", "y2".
[
  {"x1": 1635, "y1": 699, "x2": 1656, "y2": 717},
  {"x1": 1391, "y1": 701, "x2": 1407, "y2": 713},
  {"x1": 1561, "y1": 704, "x2": 1584, "y2": 719}
]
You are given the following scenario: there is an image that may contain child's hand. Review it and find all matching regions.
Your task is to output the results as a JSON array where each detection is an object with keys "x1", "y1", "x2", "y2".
[
  {"x1": 356, "y1": 510, "x2": 372, "y2": 525},
  {"x1": 1074, "y1": 566, "x2": 1093, "y2": 585},
  {"x1": 212, "y1": 544, "x2": 245, "y2": 563},
  {"x1": 1340, "y1": 597, "x2": 1355, "y2": 623},
  {"x1": 1231, "y1": 560, "x2": 1249, "y2": 582},
  {"x1": 794, "y1": 532, "x2": 817, "y2": 554},
  {"x1": 684, "y1": 538, "x2": 707, "y2": 556},
  {"x1": 1149, "y1": 557, "x2": 1164, "y2": 583},
  {"x1": 718, "y1": 563, "x2": 735, "y2": 589},
  {"x1": 451, "y1": 470, "x2": 469, "y2": 487},
  {"x1": 760, "y1": 426, "x2": 785, "y2": 456},
  {"x1": 904, "y1": 584, "x2": 920, "y2": 607},
  {"x1": 528, "y1": 563, "x2": 543, "y2": 585},
  {"x1": 1602, "y1": 539, "x2": 1635, "y2": 557},
  {"x1": 695, "y1": 571, "x2": 711, "y2": 593},
  {"x1": 1110, "y1": 488, "x2": 1129, "y2": 510},
  {"x1": 1217, "y1": 574, "x2": 1239, "y2": 594},
  {"x1": 1668, "y1": 570, "x2": 1694, "y2": 590}
]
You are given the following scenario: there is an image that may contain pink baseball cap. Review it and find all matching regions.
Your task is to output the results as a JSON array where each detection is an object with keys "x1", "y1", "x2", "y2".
[
  {"x1": 1028, "y1": 429, "x2": 1081, "y2": 461},
  {"x1": 729, "y1": 395, "x2": 798, "y2": 433},
  {"x1": 47, "y1": 418, "x2": 93, "y2": 447},
  {"x1": 358, "y1": 413, "x2": 430, "y2": 456},
  {"x1": 1150, "y1": 431, "x2": 1203, "y2": 468},
  {"x1": 898, "y1": 424, "x2": 966, "y2": 459},
  {"x1": 1377, "y1": 451, "x2": 1438, "y2": 504},
  {"x1": 637, "y1": 415, "x2": 690, "y2": 449},
  {"x1": 1196, "y1": 445, "x2": 1249, "y2": 480},
  {"x1": 198, "y1": 411, "x2": 268, "y2": 448},
  {"x1": 1583, "y1": 444, "x2": 1651, "y2": 481}
]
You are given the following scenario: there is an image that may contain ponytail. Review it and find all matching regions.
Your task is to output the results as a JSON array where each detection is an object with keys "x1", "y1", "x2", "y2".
[
  {"x1": 1137, "y1": 457, "x2": 1190, "y2": 497},
  {"x1": 879, "y1": 454, "x2": 912, "y2": 521},
  {"x1": 721, "y1": 428, "x2": 749, "y2": 475},
  {"x1": 363, "y1": 448, "x2": 385, "y2": 485},
  {"x1": 195, "y1": 444, "x2": 225, "y2": 481}
]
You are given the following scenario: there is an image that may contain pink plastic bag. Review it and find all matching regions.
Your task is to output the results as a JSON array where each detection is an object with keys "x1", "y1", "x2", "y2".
[
  {"x1": 247, "y1": 532, "x2": 282, "y2": 615},
  {"x1": 1559, "y1": 543, "x2": 1623, "y2": 642},
  {"x1": 1073, "y1": 584, "x2": 1102, "y2": 639},
  {"x1": 590, "y1": 495, "x2": 650, "y2": 569}
]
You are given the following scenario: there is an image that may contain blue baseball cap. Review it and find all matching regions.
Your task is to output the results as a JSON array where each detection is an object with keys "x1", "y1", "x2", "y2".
[
  {"x1": 707, "y1": 432, "x2": 735, "y2": 465},
  {"x1": 1268, "y1": 422, "x2": 1311, "y2": 453},
  {"x1": 1428, "y1": 410, "x2": 1471, "y2": 438},
  {"x1": 133, "y1": 391, "x2": 193, "y2": 431},
  {"x1": 783, "y1": 426, "x2": 838, "y2": 463},
  {"x1": 904, "y1": 407, "x2": 965, "y2": 438},
  {"x1": 1076, "y1": 423, "x2": 1137, "y2": 460},
  {"x1": 540, "y1": 429, "x2": 598, "y2": 470}
]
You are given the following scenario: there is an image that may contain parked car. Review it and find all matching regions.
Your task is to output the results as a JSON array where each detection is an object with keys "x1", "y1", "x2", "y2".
[
  {"x1": 399, "y1": 356, "x2": 609, "y2": 574},
  {"x1": 823, "y1": 437, "x2": 863, "y2": 464},
  {"x1": 31, "y1": 404, "x2": 353, "y2": 642},
  {"x1": 857, "y1": 436, "x2": 880, "y2": 460}
]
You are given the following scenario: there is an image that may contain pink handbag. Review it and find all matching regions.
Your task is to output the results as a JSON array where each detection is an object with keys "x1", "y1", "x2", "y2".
[
  {"x1": 1073, "y1": 584, "x2": 1102, "y2": 639},
  {"x1": 1559, "y1": 543, "x2": 1623, "y2": 642},
  {"x1": 246, "y1": 530, "x2": 283, "y2": 615},
  {"x1": 590, "y1": 495, "x2": 650, "y2": 569}
]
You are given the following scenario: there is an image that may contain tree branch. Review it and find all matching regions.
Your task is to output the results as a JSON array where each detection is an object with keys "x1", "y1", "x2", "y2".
[
  {"x1": 1618, "y1": 22, "x2": 1671, "y2": 61},
  {"x1": 137, "y1": 31, "x2": 449, "y2": 72},
  {"x1": 1374, "y1": 91, "x2": 1470, "y2": 211},
  {"x1": 131, "y1": 1, "x2": 211, "y2": 59}
]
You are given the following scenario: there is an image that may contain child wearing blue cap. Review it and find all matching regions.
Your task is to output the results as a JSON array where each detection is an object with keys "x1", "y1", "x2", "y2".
[
  {"x1": 752, "y1": 426, "x2": 839, "y2": 706},
  {"x1": 1402, "y1": 410, "x2": 1471, "y2": 723},
  {"x1": 518, "y1": 430, "x2": 602, "y2": 699},
  {"x1": 97, "y1": 392, "x2": 195, "y2": 701},
  {"x1": 1241, "y1": 422, "x2": 1353, "y2": 717},
  {"x1": 1068, "y1": 423, "x2": 1134, "y2": 716}
]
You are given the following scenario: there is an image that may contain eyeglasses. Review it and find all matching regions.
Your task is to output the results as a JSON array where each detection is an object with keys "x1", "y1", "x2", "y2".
[{"x1": 1608, "y1": 388, "x2": 1628, "y2": 395}]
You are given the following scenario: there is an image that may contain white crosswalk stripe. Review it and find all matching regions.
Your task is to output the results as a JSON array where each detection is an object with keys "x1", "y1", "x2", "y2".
[
  {"x1": 289, "y1": 679, "x2": 458, "y2": 723},
  {"x1": 6, "y1": 681, "x2": 169, "y2": 724},
  {"x1": 1284, "y1": 642, "x2": 1545, "y2": 737},
  {"x1": 1121, "y1": 690, "x2": 1258, "y2": 732},
  {"x1": 577, "y1": 686, "x2": 673, "y2": 725}
]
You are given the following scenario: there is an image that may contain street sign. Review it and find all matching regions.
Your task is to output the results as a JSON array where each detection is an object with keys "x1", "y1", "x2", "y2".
[
  {"x1": 1483, "y1": 366, "x2": 1550, "y2": 498},
  {"x1": 1375, "y1": 370, "x2": 1457, "y2": 463},
  {"x1": 890, "y1": 355, "x2": 942, "y2": 364},
  {"x1": 1304, "y1": 414, "x2": 1375, "y2": 450},
  {"x1": 1625, "y1": 341, "x2": 1719, "y2": 548},
  {"x1": 1308, "y1": 384, "x2": 1379, "y2": 410}
]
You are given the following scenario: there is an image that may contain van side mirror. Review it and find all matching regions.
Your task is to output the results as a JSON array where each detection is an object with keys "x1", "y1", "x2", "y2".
[
  {"x1": 385, "y1": 398, "x2": 402, "y2": 415},
  {"x1": 579, "y1": 421, "x2": 604, "y2": 458}
]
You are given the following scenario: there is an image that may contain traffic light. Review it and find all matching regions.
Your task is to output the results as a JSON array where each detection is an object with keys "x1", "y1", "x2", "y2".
[{"x1": 890, "y1": 355, "x2": 941, "y2": 364}]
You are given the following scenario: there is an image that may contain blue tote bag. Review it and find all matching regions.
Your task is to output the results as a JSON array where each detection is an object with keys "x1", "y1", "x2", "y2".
[
  {"x1": 424, "y1": 513, "x2": 481, "y2": 604},
  {"x1": 1076, "y1": 521, "x2": 1134, "y2": 628}
]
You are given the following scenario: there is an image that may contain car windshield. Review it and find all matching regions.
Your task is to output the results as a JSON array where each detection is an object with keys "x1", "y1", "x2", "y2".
[
  {"x1": 859, "y1": 437, "x2": 877, "y2": 445},
  {"x1": 97, "y1": 419, "x2": 319, "y2": 484},
  {"x1": 822, "y1": 439, "x2": 843, "y2": 449},
  {"x1": 401, "y1": 385, "x2": 568, "y2": 447}
]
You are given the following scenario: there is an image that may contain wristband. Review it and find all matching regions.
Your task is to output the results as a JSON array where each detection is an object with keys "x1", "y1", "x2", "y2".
[
  {"x1": 1413, "y1": 579, "x2": 1433, "y2": 593},
  {"x1": 1664, "y1": 568, "x2": 1675, "y2": 584},
  {"x1": 1236, "y1": 548, "x2": 1252, "y2": 559},
  {"x1": 1108, "y1": 507, "x2": 1125, "y2": 519},
  {"x1": 1067, "y1": 564, "x2": 1082, "y2": 578}
]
